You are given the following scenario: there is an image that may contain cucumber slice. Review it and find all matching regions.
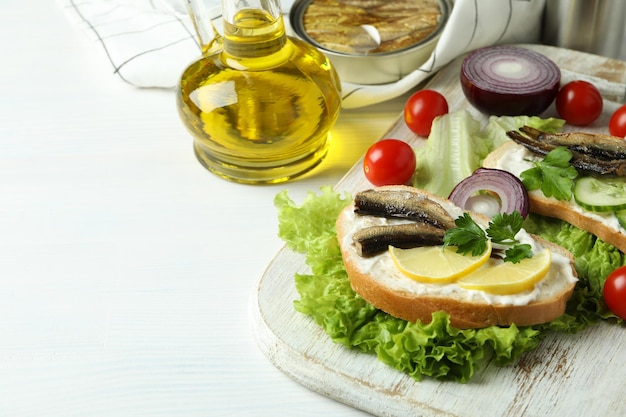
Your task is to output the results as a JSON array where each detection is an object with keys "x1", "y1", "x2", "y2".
[{"x1": 574, "y1": 176, "x2": 626, "y2": 212}]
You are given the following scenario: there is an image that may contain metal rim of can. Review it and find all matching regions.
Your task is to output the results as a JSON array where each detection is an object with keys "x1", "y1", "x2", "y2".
[{"x1": 288, "y1": 0, "x2": 450, "y2": 58}]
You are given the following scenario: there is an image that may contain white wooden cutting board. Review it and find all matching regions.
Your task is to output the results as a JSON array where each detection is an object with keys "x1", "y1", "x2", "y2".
[{"x1": 251, "y1": 45, "x2": 626, "y2": 417}]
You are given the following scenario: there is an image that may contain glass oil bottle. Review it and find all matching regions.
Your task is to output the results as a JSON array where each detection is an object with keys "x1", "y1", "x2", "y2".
[{"x1": 177, "y1": 0, "x2": 342, "y2": 184}]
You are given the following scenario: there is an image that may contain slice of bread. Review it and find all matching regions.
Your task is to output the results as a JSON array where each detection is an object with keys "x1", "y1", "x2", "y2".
[
  {"x1": 483, "y1": 140, "x2": 626, "y2": 254},
  {"x1": 336, "y1": 185, "x2": 577, "y2": 329}
]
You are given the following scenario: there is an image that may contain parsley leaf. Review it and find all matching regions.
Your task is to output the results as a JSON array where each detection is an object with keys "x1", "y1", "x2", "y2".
[
  {"x1": 520, "y1": 147, "x2": 578, "y2": 201},
  {"x1": 504, "y1": 243, "x2": 533, "y2": 263},
  {"x1": 487, "y1": 212, "x2": 525, "y2": 244},
  {"x1": 443, "y1": 213, "x2": 487, "y2": 256},
  {"x1": 445, "y1": 211, "x2": 534, "y2": 262},
  {"x1": 486, "y1": 212, "x2": 533, "y2": 263}
]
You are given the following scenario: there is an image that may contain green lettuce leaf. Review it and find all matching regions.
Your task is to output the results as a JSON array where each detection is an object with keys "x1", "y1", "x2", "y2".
[
  {"x1": 476, "y1": 115, "x2": 565, "y2": 151},
  {"x1": 275, "y1": 186, "x2": 350, "y2": 272},
  {"x1": 413, "y1": 110, "x2": 484, "y2": 197},
  {"x1": 412, "y1": 111, "x2": 566, "y2": 199},
  {"x1": 523, "y1": 214, "x2": 626, "y2": 322},
  {"x1": 274, "y1": 189, "x2": 597, "y2": 383}
]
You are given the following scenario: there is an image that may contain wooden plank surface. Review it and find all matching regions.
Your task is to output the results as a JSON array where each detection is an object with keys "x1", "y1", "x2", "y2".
[{"x1": 251, "y1": 45, "x2": 626, "y2": 417}]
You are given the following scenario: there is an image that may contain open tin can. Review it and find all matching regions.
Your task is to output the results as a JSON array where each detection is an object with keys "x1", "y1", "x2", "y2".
[{"x1": 289, "y1": 0, "x2": 450, "y2": 85}]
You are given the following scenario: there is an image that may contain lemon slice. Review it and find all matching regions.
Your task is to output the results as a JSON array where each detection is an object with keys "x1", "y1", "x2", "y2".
[
  {"x1": 389, "y1": 241, "x2": 492, "y2": 283},
  {"x1": 457, "y1": 248, "x2": 552, "y2": 295}
]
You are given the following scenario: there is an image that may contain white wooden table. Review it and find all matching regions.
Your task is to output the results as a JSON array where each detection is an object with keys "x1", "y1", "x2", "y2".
[
  {"x1": 1, "y1": 2, "x2": 625, "y2": 417},
  {"x1": 0, "y1": 2, "x2": 404, "y2": 416}
]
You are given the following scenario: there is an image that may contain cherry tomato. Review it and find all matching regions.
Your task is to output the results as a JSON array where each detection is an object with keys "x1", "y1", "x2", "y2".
[
  {"x1": 404, "y1": 89, "x2": 449, "y2": 137},
  {"x1": 555, "y1": 80, "x2": 603, "y2": 126},
  {"x1": 363, "y1": 139, "x2": 416, "y2": 186},
  {"x1": 603, "y1": 265, "x2": 626, "y2": 320},
  {"x1": 609, "y1": 104, "x2": 626, "y2": 138}
]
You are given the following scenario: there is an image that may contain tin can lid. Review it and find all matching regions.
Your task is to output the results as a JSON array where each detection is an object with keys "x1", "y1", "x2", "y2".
[{"x1": 290, "y1": 0, "x2": 447, "y2": 56}]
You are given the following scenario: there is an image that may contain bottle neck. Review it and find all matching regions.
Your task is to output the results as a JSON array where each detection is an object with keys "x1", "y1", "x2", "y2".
[{"x1": 222, "y1": 0, "x2": 288, "y2": 59}]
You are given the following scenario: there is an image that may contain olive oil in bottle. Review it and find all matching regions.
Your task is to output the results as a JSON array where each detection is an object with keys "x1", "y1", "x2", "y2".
[{"x1": 177, "y1": 0, "x2": 342, "y2": 184}]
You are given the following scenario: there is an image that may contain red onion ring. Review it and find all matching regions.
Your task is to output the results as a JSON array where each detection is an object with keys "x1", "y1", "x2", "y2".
[
  {"x1": 460, "y1": 45, "x2": 561, "y2": 116},
  {"x1": 449, "y1": 168, "x2": 530, "y2": 218}
]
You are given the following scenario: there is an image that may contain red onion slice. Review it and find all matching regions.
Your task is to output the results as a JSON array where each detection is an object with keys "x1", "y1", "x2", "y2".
[
  {"x1": 449, "y1": 168, "x2": 530, "y2": 218},
  {"x1": 460, "y1": 45, "x2": 561, "y2": 116}
]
